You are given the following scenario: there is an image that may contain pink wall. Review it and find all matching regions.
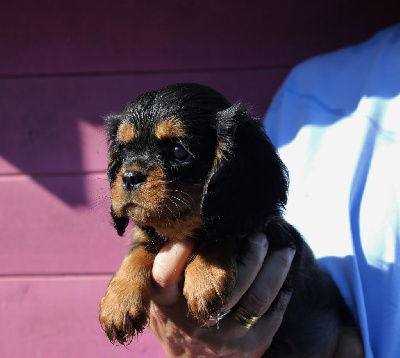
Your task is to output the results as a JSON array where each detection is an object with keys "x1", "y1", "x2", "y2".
[{"x1": 0, "y1": 1, "x2": 397, "y2": 356}]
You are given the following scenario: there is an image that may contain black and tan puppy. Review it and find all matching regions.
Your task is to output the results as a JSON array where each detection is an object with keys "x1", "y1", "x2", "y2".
[{"x1": 99, "y1": 83, "x2": 360, "y2": 356}]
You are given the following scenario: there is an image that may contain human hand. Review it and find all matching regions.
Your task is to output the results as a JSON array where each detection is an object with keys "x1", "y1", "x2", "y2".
[{"x1": 148, "y1": 233, "x2": 295, "y2": 358}]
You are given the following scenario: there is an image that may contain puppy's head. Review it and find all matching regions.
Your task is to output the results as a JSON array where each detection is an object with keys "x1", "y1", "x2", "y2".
[{"x1": 105, "y1": 83, "x2": 288, "y2": 239}]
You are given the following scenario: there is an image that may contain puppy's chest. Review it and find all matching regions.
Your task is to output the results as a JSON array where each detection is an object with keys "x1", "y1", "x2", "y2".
[{"x1": 132, "y1": 214, "x2": 206, "y2": 251}]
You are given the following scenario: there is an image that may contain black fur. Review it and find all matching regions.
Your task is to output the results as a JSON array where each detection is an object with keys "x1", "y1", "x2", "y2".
[
  {"x1": 110, "y1": 206, "x2": 129, "y2": 237},
  {"x1": 201, "y1": 104, "x2": 288, "y2": 239}
]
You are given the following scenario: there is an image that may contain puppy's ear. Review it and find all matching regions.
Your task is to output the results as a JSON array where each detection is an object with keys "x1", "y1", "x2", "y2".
[
  {"x1": 104, "y1": 113, "x2": 123, "y2": 143},
  {"x1": 200, "y1": 105, "x2": 288, "y2": 238},
  {"x1": 107, "y1": 155, "x2": 128, "y2": 236},
  {"x1": 111, "y1": 206, "x2": 129, "y2": 236},
  {"x1": 104, "y1": 113, "x2": 129, "y2": 236}
]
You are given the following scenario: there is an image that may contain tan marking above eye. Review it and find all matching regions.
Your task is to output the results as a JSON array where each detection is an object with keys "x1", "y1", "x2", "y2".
[
  {"x1": 117, "y1": 121, "x2": 136, "y2": 143},
  {"x1": 154, "y1": 118, "x2": 186, "y2": 140}
]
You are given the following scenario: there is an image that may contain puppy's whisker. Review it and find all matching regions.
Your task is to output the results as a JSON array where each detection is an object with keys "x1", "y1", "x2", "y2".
[
  {"x1": 169, "y1": 194, "x2": 192, "y2": 208},
  {"x1": 165, "y1": 196, "x2": 182, "y2": 211},
  {"x1": 92, "y1": 176, "x2": 109, "y2": 181},
  {"x1": 164, "y1": 202, "x2": 180, "y2": 221},
  {"x1": 89, "y1": 194, "x2": 111, "y2": 211},
  {"x1": 166, "y1": 200, "x2": 186, "y2": 219},
  {"x1": 166, "y1": 175, "x2": 185, "y2": 184},
  {"x1": 155, "y1": 208, "x2": 162, "y2": 221},
  {"x1": 170, "y1": 194, "x2": 188, "y2": 204},
  {"x1": 170, "y1": 190, "x2": 195, "y2": 205},
  {"x1": 166, "y1": 178, "x2": 179, "y2": 184}
]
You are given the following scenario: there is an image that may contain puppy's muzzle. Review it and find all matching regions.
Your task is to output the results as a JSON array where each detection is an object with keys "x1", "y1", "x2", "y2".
[{"x1": 123, "y1": 170, "x2": 147, "y2": 192}]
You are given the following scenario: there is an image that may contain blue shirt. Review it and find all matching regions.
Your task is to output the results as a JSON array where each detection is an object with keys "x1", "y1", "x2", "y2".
[{"x1": 264, "y1": 25, "x2": 400, "y2": 357}]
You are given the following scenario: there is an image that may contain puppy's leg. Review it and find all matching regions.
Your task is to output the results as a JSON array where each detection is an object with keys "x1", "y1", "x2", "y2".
[
  {"x1": 99, "y1": 228, "x2": 155, "y2": 344},
  {"x1": 183, "y1": 242, "x2": 237, "y2": 323}
]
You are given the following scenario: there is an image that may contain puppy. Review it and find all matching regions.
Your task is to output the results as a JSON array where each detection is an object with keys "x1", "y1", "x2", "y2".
[{"x1": 99, "y1": 83, "x2": 360, "y2": 356}]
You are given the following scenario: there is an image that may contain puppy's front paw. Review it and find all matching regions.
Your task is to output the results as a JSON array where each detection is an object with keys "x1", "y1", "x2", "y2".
[
  {"x1": 183, "y1": 254, "x2": 236, "y2": 324},
  {"x1": 99, "y1": 275, "x2": 149, "y2": 344}
]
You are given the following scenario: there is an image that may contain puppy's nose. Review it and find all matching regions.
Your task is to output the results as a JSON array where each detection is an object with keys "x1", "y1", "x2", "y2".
[{"x1": 122, "y1": 170, "x2": 147, "y2": 191}]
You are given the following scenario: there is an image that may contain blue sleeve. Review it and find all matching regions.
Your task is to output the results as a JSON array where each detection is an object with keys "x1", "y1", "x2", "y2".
[{"x1": 263, "y1": 24, "x2": 400, "y2": 358}]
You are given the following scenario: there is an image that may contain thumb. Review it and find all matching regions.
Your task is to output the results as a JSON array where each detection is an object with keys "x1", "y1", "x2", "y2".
[{"x1": 152, "y1": 240, "x2": 194, "y2": 300}]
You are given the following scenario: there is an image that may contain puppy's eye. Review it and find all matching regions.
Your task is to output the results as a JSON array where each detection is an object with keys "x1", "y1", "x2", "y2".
[
  {"x1": 172, "y1": 145, "x2": 192, "y2": 163},
  {"x1": 120, "y1": 146, "x2": 128, "y2": 158}
]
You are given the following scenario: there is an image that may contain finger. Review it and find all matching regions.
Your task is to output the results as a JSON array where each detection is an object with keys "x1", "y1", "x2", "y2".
[
  {"x1": 248, "y1": 291, "x2": 293, "y2": 355},
  {"x1": 333, "y1": 328, "x2": 365, "y2": 358},
  {"x1": 196, "y1": 291, "x2": 293, "y2": 355},
  {"x1": 152, "y1": 240, "x2": 194, "y2": 293},
  {"x1": 194, "y1": 244, "x2": 295, "y2": 353},
  {"x1": 206, "y1": 276, "x2": 292, "y2": 344},
  {"x1": 238, "y1": 247, "x2": 296, "y2": 319},
  {"x1": 220, "y1": 233, "x2": 269, "y2": 311}
]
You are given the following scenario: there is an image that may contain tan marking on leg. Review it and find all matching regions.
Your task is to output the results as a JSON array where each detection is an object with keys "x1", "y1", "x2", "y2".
[
  {"x1": 184, "y1": 241, "x2": 237, "y2": 323},
  {"x1": 99, "y1": 228, "x2": 156, "y2": 343}
]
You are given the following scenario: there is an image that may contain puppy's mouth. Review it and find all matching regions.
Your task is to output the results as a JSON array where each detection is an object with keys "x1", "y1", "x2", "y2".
[
  {"x1": 112, "y1": 192, "x2": 169, "y2": 225},
  {"x1": 113, "y1": 194, "x2": 198, "y2": 230},
  {"x1": 111, "y1": 167, "x2": 202, "y2": 227},
  {"x1": 128, "y1": 200, "x2": 192, "y2": 219}
]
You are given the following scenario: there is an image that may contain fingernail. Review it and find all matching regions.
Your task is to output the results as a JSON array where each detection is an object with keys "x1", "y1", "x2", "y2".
[
  {"x1": 288, "y1": 248, "x2": 296, "y2": 261},
  {"x1": 248, "y1": 232, "x2": 268, "y2": 248}
]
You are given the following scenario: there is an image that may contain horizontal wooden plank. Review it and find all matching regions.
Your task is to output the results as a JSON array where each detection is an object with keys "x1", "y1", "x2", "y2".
[
  {"x1": 0, "y1": 174, "x2": 132, "y2": 275},
  {"x1": 0, "y1": 69, "x2": 289, "y2": 175},
  {"x1": 0, "y1": 0, "x2": 397, "y2": 76},
  {"x1": 0, "y1": 276, "x2": 165, "y2": 357}
]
